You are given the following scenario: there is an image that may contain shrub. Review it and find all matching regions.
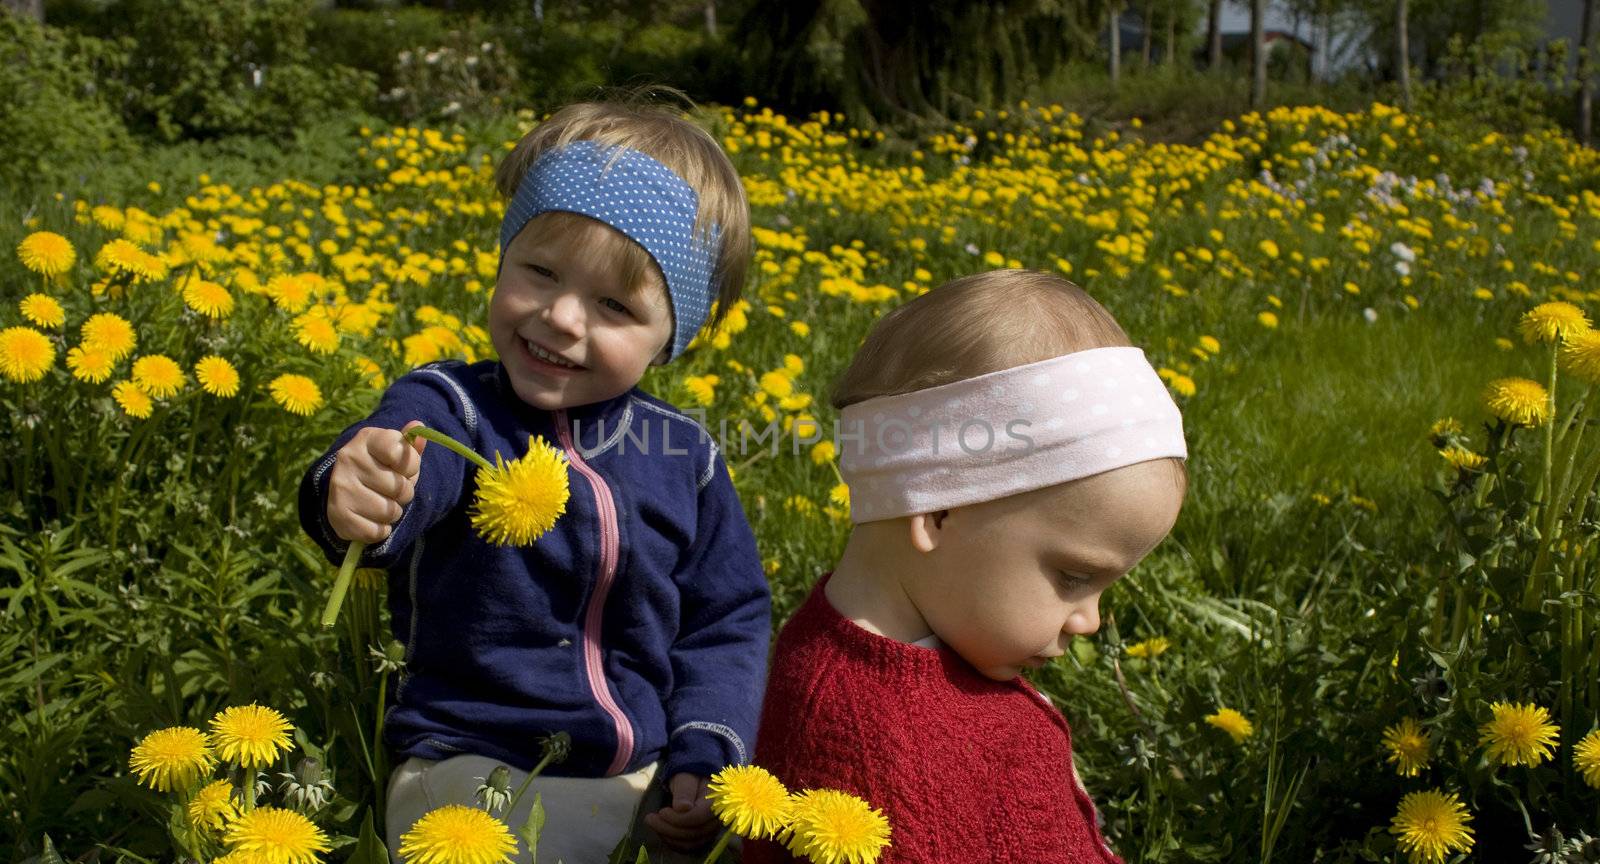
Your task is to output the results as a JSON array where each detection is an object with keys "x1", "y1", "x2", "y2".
[{"x1": 0, "y1": 15, "x2": 134, "y2": 195}]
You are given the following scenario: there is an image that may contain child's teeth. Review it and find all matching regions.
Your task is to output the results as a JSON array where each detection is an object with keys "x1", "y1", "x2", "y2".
[{"x1": 527, "y1": 340, "x2": 576, "y2": 368}]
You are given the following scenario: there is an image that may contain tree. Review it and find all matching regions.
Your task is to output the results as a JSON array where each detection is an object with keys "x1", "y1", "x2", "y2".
[
  {"x1": 1250, "y1": 0, "x2": 1266, "y2": 109},
  {"x1": 1397, "y1": 0, "x2": 1412, "y2": 109},
  {"x1": 737, "y1": 0, "x2": 1112, "y2": 125},
  {"x1": 1581, "y1": 0, "x2": 1597, "y2": 145},
  {"x1": 1110, "y1": 0, "x2": 1124, "y2": 85},
  {"x1": 1, "y1": 0, "x2": 43, "y2": 22},
  {"x1": 1206, "y1": 0, "x2": 1222, "y2": 70}
]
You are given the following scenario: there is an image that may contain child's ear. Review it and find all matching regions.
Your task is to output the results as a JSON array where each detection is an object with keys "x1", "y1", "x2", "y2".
[{"x1": 906, "y1": 510, "x2": 948, "y2": 554}]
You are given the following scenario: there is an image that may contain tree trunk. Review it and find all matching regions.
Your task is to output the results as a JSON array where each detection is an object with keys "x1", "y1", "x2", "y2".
[
  {"x1": 1109, "y1": 1, "x2": 1122, "y2": 87},
  {"x1": 1207, "y1": 0, "x2": 1222, "y2": 71},
  {"x1": 1, "y1": 0, "x2": 44, "y2": 21},
  {"x1": 1166, "y1": 6, "x2": 1177, "y2": 66},
  {"x1": 1141, "y1": 1, "x2": 1154, "y2": 66},
  {"x1": 704, "y1": 0, "x2": 717, "y2": 39},
  {"x1": 1397, "y1": 0, "x2": 1412, "y2": 112},
  {"x1": 1580, "y1": 0, "x2": 1597, "y2": 146},
  {"x1": 1250, "y1": 0, "x2": 1266, "y2": 110}
]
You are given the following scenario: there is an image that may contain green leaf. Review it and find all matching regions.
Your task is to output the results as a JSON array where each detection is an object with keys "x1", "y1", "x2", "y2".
[
  {"x1": 518, "y1": 791, "x2": 545, "y2": 863},
  {"x1": 346, "y1": 808, "x2": 389, "y2": 864},
  {"x1": 634, "y1": 847, "x2": 650, "y2": 864},
  {"x1": 39, "y1": 835, "x2": 67, "y2": 864}
]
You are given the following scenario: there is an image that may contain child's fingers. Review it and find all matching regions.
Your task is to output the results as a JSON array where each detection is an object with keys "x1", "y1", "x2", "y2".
[
  {"x1": 400, "y1": 420, "x2": 428, "y2": 457},
  {"x1": 356, "y1": 465, "x2": 412, "y2": 503},
  {"x1": 366, "y1": 428, "x2": 419, "y2": 477},
  {"x1": 643, "y1": 810, "x2": 718, "y2": 847},
  {"x1": 348, "y1": 485, "x2": 404, "y2": 525}
]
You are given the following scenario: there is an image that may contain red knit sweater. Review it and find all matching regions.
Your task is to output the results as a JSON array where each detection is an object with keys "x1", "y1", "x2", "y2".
[{"x1": 744, "y1": 572, "x2": 1123, "y2": 864}]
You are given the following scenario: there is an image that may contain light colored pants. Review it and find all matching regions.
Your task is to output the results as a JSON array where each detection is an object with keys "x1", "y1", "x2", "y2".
[{"x1": 385, "y1": 753, "x2": 707, "y2": 864}]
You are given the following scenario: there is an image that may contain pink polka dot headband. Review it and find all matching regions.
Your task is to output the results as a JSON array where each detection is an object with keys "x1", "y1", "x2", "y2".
[{"x1": 837, "y1": 346, "x2": 1187, "y2": 523}]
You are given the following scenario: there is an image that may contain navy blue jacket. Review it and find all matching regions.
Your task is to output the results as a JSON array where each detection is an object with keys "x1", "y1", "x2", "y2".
[{"x1": 298, "y1": 360, "x2": 771, "y2": 779}]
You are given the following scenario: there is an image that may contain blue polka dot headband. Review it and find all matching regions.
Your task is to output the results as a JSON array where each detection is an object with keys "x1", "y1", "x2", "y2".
[{"x1": 499, "y1": 139, "x2": 720, "y2": 361}]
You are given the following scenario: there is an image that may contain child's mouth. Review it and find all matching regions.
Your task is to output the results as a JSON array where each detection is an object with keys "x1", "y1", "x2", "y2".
[{"x1": 519, "y1": 337, "x2": 585, "y2": 375}]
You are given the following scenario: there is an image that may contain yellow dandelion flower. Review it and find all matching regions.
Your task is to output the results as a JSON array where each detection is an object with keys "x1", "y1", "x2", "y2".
[
  {"x1": 1257, "y1": 311, "x2": 1279, "y2": 329},
  {"x1": 804, "y1": 440, "x2": 834, "y2": 467},
  {"x1": 96, "y1": 239, "x2": 166, "y2": 281},
  {"x1": 81, "y1": 312, "x2": 136, "y2": 360},
  {"x1": 112, "y1": 381, "x2": 153, "y2": 418},
  {"x1": 1168, "y1": 374, "x2": 1196, "y2": 398},
  {"x1": 209, "y1": 704, "x2": 293, "y2": 771},
  {"x1": 188, "y1": 779, "x2": 239, "y2": 832},
  {"x1": 132, "y1": 355, "x2": 185, "y2": 398},
  {"x1": 1560, "y1": 328, "x2": 1600, "y2": 385},
  {"x1": 67, "y1": 346, "x2": 115, "y2": 384},
  {"x1": 1428, "y1": 417, "x2": 1462, "y2": 440},
  {"x1": 129, "y1": 726, "x2": 215, "y2": 792},
  {"x1": 1517, "y1": 301, "x2": 1590, "y2": 345},
  {"x1": 351, "y1": 355, "x2": 385, "y2": 389},
  {"x1": 1389, "y1": 789, "x2": 1473, "y2": 864},
  {"x1": 268, "y1": 374, "x2": 323, "y2": 417},
  {"x1": 212, "y1": 851, "x2": 262, "y2": 864},
  {"x1": 1482, "y1": 378, "x2": 1550, "y2": 427},
  {"x1": 1126, "y1": 636, "x2": 1169, "y2": 659},
  {"x1": 1438, "y1": 447, "x2": 1487, "y2": 472},
  {"x1": 760, "y1": 370, "x2": 794, "y2": 399},
  {"x1": 18, "y1": 231, "x2": 76, "y2": 277},
  {"x1": 1574, "y1": 730, "x2": 1600, "y2": 788},
  {"x1": 1258, "y1": 239, "x2": 1280, "y2": 259},
  {"x1": 183, "y1": 279, "x2": 235, "y2": 319},
  {"x1": 1381, "y1": 717, "x2": 1431, "y2": 777},
  {"x1": 706, "y1": 764, "x2": 794, "y2": 841},
  {"x1": 293, "y1": 313, "x2": 340, "y2": 355},
  {"x1": 224, "y1": 806, "x2": 330, "y2": 864},
  {"x1": 684, "y1": 374, "x2": 719, "y2": 407},
  {"x1": 1478, "y1": 701, "x2": 1559, "y2": 767},
  {"x1": 267, "y1": 274, "x2": 313, "y2": 312},
  {"x1": 90, "y1": 205, "x2": 124, "y2": 231},
  {"x1": 830, "y1": 483, "x2": 851, "y2": 508},
  {"x1": 0, "y1": 326, "x2": 56, "y2": 383},
  {"x1": 1205, "y1": 707, "x2": 1253, "y2": 743},
  {"x1": 781, "y1": 788, "x2": 891, "y2": 864},
  {"x1": 397, "y1": 803, "x2": 517, "y2": 864},
  {"x1": 195, "y1": 356, "x2": 241, "y2": 397},
  {"x1": 471, "y1": 436, "x2": 570, "y2": 546},
  {"x1": 20, "y1": 294, "x2": 65, "y2": 329}
]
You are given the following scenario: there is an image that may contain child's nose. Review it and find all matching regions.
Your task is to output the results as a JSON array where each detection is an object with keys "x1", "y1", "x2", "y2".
[
  {"x1": 541, "y1": 291, "x2": 585, "y2": 338},
  {"x1": 1063, "y1": 598, "x2": 1101, "y2": 636}
]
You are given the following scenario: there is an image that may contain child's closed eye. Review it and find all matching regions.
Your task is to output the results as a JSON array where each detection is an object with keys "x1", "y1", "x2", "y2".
[{"x1": 1055, "y1": 570, "x2": 1094, "y2": 589}]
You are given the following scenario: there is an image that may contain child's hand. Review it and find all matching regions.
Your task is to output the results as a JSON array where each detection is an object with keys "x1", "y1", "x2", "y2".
[
  {"x1": 643, "y1": 772, "x2": 719, "y2": 852},
  {"x1": 326, "y1": 420, "x2": 428, "y2": 544}
]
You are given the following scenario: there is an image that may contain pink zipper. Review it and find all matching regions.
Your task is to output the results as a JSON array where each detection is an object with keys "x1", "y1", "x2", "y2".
[{"x1": 553, "y1": 408, "x2": 634, "y2": 775}]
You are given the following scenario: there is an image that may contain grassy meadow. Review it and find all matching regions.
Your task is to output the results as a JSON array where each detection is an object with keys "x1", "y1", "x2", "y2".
[{"x1": 3, "y1": 99, "x2": 1600, "y2": 862}]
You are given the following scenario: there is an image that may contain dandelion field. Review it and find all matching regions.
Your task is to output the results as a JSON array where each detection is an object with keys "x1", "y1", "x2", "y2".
[{"x1": 4, "y1": 99, "x2": 1600, "y2": 862}]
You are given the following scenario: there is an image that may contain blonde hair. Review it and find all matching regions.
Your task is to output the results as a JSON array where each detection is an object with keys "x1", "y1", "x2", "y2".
[
  {"x1": 831, "y1": 269, "x2": 1187, "y2": 491},
  {"x1": 494, "y1": 87, "x2": 751, "y2": 342}
]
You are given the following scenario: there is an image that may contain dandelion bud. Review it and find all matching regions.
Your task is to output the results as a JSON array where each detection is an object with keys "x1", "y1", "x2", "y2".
[
  {"x1": 474, "y1": 765, "x2": 513, "y2": 815},
  {"x1": 540, "y1": 731, "x2": 572, "y2": 766},
  {"x1": 370, "y1": 641, "x2": 406, "y2": 675}
]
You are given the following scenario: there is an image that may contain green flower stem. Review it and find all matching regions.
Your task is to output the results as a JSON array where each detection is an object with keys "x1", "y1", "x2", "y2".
[
  {"x1": 1536, "y1": 342, "x2": 1557, "y2": 507},
  {"x1": 320, "y1": 425, "x2": 490, "y2": 629},
  {"x1": 503, "y1": 749, "x2": 562, "y2": 818},
  {"x1": 700, "y1": 829, "x2": 733, "y2": 864}
]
